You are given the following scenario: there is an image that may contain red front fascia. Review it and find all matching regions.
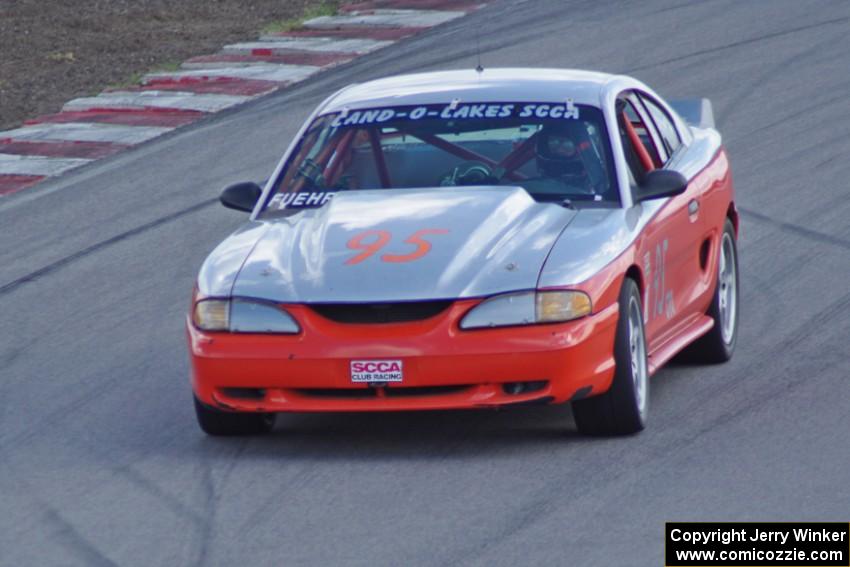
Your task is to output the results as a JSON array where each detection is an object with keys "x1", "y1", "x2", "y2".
[{"x1": 187, "y1": 300, "x2": 619, "y2": 412}]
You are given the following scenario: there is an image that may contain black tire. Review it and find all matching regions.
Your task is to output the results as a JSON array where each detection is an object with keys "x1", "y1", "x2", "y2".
[
  {"x1": 573, "y1": 278, "x2": 648, "y2": 436},
  {"x1": 193, "y1": 396, "x2": 276, "y2": 436},
  {"x1": 686, "y1": 219, "x2": 739, "y2": 363}
]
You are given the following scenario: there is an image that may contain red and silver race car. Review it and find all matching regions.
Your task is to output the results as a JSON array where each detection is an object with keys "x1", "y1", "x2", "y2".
[{"x1": 187, "y1": 68, "x2": 739, "y2": 436}]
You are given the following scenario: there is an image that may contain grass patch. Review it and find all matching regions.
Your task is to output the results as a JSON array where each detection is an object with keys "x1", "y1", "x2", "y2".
[
  {"x1": 262, "y1": 1, "x2": 339, "y2": 34},
  {"x1": 46, "y1": 51, "x2": 76, "y2": 63},
  {"x1": 151, "y1": 60, "x2": 183, "y2": 73},
  {"x1": 106, "y1": 60, "x2": 182, "y2": 90},
  {"x1": 107, "y1": 71, "x2": 144, "y2": 90}
]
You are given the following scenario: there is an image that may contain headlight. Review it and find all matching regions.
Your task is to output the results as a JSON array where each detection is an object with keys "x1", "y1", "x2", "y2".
[
  {"x1": 193, "y1": 299, "x2": 229, "y2": 331},
  {"x1": 230, "y1": 298, "x2": 300, "y2": 333},
  {"x1": 460, "y1": 290, "x2": 591, "y2": 329},
  {"x1": 535, "y1": 290, "x2": 592, "y2": 323},
  {"x1": 192, "y1": 298, "x2": 300, "y2": 334}
]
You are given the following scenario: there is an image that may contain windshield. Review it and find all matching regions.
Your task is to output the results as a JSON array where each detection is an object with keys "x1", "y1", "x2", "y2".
[{"x1": 261, "y1": 102, "x2": 618, "y2": 216}]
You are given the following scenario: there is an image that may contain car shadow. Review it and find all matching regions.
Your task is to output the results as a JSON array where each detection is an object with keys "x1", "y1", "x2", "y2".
[{"x1": 194, "y1": 405, "x2": 612, "y2": 461}]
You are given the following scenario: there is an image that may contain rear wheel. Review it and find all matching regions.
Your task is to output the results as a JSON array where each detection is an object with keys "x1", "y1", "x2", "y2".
[
  {"x1": 686, "y1": 219, "x2": 739, "y2": 363},
  {"x1": 194, "y1": 397, "x2": 276, "y2": 436},
  {"x1": 573, "y1": 278, "x2": 648, "y2": 436}
]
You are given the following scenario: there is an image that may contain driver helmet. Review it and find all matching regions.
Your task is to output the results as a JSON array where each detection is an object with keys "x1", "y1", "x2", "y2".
[{"x1": 535, "y1": 124, "x2": 584, "y2": 177}]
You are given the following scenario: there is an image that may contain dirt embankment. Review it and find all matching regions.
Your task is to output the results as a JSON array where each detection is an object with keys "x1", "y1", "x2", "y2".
[{"x1": 0, "y1": 0, "x2": 319, "y2": 130}]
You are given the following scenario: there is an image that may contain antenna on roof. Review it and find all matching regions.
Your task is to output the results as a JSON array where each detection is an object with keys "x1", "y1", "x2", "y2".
[{"x1": 475, "y1": 20, "x2": 483, "y2": 73}]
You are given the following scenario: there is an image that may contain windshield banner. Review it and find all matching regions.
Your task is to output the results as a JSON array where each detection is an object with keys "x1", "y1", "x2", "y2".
[{"x1": 329, "y1": 101, "x2": 580, "y2": 127}]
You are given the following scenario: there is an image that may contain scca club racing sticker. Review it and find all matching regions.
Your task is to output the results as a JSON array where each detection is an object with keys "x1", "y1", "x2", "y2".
[
  {"x1": 329, "y1": 101, "x2": 580, "y2": 127},
  {"x1": 269, "y1": 191, "x2": 335, "y2": 210}
]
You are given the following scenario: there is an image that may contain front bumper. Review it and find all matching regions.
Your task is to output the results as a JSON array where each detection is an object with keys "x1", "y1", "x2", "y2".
[{"x1": 187, "y1": 300, "x2": 619, "y2": 413}]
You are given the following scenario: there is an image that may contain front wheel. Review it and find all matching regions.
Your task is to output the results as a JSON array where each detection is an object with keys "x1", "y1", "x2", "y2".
[
  {"x1": 194, "y1": 397, "x2": 276, "y2": 436},
  {"x1": 572, "y1": 278, "x2": 648, "y2": 436}
]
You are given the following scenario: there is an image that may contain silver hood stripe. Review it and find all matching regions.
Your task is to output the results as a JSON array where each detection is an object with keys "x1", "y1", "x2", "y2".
[{"x1": 201, "y1": 186, "x2": 577, "y2": 303}]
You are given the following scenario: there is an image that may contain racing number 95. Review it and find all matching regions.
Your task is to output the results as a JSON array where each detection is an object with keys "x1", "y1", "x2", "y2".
[{"x1": 345, "y1": 229, "x2": 449, "y2": 265}]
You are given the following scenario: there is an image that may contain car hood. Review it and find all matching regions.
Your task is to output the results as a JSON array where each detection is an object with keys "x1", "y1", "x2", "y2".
[{"x1": 204, "y1": 187, "x2": 577, "y2": 303}]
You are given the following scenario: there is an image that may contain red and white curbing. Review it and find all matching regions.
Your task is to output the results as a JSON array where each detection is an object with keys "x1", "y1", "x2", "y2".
[
  {"x1": 2, "y1": 122, "x2": 171, "y2": 144},
  {"x1": 143, "y1": 64, "x2": 321, "y2": 85},
  {"x1": 63, "y1": 91, "x2": 253, "y2": 114},
  {"x1": 0, "y1": 154, "x2": 91, "y2": 177},
  {"x1": 223, "y1": 37, "x2": 394, "y2": 56},
  {"x1": 0, "y1": 1, "x2": 483, "y2": 196},
  {"x1": 306, "y1": 8, "x2": 467, "y2": 28}
]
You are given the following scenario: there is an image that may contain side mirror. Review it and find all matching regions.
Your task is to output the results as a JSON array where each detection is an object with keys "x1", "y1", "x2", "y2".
[
  {"x1": 637, "y1": 169, "x2": 688, "y2": 201},
  {"x1": 220, "y1": 181, "x2": 262, "y2": 212}
]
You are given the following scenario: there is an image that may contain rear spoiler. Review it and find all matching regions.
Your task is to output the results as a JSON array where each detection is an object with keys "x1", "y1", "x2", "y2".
[{"x1": 669, "y1": 98, "x2": 715, "y2": 129}]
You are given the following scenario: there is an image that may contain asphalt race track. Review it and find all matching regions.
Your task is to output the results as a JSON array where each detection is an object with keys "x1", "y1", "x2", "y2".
[{"x1": 2, "y1": 1, "x2": 849, "y2": 565}]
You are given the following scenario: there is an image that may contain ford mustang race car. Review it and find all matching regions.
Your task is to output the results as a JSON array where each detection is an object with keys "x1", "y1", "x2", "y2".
[{"x1": 187, "y1": 68, "x2": 739, "y2": 436}]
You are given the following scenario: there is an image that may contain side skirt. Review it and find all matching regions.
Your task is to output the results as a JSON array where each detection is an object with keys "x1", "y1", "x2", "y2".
[{"x1": 647, "y1": 314, "x2": 714, "y2": 375}]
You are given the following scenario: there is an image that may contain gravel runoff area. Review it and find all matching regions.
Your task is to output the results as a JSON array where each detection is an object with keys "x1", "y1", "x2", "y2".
[{"x1": 0, "y1": 0, "x2": 321, "y2": 131}]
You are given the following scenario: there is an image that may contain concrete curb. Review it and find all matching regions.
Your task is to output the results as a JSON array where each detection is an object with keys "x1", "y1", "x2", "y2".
[{"x1": 0, "y1": 1, "x2": 483, "y2": 197}]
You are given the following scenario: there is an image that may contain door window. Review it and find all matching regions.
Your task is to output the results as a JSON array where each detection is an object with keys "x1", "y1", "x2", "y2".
[
  {"x1": 617, "y1": 97, "x2": 660, "y2": 187},
  {"x1": 639, "y1": 94, "x2": 682, "y2": 158}
]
